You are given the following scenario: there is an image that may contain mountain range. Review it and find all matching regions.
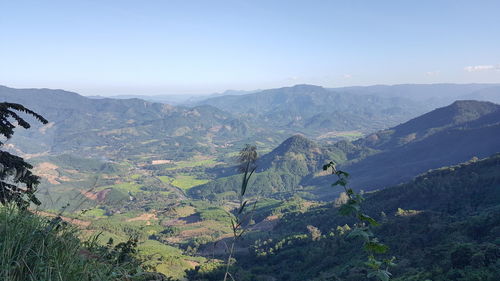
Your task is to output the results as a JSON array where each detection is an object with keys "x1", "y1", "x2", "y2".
[
  {"x1": 0, "y1": 85, "x2": 259, "y2": 160},
  {"x1": 0, "y1": 83, "x2": 437, "y2": 161},
  {"x1": 340, "y1": 100, "x2": 500, "y2": 190},
  {"x1": 2, "y1": 84, "x2": 498, "y2": 200},
  {"x1": 331, "y1": 83, "x2": 500, "y2": 104},
  {"x1": 196, "y1": 84, "x2": 428, "y2": 136},
  {"x1": 1, "y1": 83, "x2": 500, "y2": 280},
  {"x1": 191, "y1": 100, "x2": 500, "y2": 200}
]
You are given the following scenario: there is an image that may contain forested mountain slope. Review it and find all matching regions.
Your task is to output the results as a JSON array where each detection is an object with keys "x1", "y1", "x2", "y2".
[
  {"x1": 189, "y1": 154, "x2": 500, "y2": 280},
  {"x1": 0, "y1": 85, "x2": 261, "y2": 160},
  {"x1": 340, "y1": 100, "x2": 500, "y2": 190},
  {"x1": 197, "y1": 84, "x2": 427, "y2": 136},
  {"x1": 197, "y1": 84, "x2": 500, "y2": 138},
  {"x1": 192, "y1": 100, "x2": 500, "y2": 200},
  {"x1": 188, "y1": 135, "x2": 341, "y2": 200}
]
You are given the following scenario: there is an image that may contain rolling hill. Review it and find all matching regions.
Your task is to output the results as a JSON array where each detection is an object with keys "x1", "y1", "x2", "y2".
[
  {"x1": 0, "y1": 84, "x2": 428, "y2": 163},
  {"x1": 0, "y1": 85, "x2": 263, "y2": 160},
  {"x1": 2, "y1": 84, "x2": 499, "y2": 280},
  {"x1": 197, "y1": 84, "x2": 427, "y2": 137},
  {"x1": 192, "y1": 100, "x2": 500, "y2": 200},
  {"x1": 2, "y1": 85, "x2": 498, "y2": 203},
  {"x1": 188, "y1": 134, "x2": 343, "y2": 200}
]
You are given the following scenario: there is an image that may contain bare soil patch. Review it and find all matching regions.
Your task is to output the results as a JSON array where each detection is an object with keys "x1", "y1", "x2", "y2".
[
  {"x1": 152, "y1": 160, "x2": 172, "y2": 165},
  {"x1": 35, "y1": 211, "x2": 91, "y2": 228},
  {"x1": 180, "y1": 227, "x2": 212, "y2": 238},
  {"x1": 79, "y1": 188, "x2": 111, "y2": 201},
  {"x1": 251, "y1": 215, "x2": 279, "y2": 231},
  {"x1": 127, "y1": 213, "x2": 158, "y2": 222},
  {"x1": 185, "y1": 260, "x2": 200, "y2": 268},
  {"x1": 35, "y1": 162, "x2": 72, "y2": 184}
]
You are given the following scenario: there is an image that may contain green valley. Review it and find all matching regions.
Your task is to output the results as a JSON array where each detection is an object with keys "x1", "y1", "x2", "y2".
[
  {"x1": 3, "y1": 2, "x2": 500, "y2": 280},
  {"x1": 1, "y1": 84, "x2": 499, "y2": 281}
]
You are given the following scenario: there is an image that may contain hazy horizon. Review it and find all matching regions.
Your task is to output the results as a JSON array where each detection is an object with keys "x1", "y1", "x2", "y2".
[{"x1": 3, "y1": 82, "x2": 500, "y2": 98}]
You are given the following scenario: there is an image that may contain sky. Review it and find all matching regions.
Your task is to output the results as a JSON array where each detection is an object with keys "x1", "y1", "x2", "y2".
[{"x1": 1, "y1": 0, "x2": 499, "y2": 96}]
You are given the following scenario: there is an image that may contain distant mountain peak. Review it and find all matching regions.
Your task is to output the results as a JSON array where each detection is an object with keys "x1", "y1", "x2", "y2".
[
  {"x1": 448, "y1": 99, "x2": 497, "y2": 109},
  {"x1": 275, "y1": 134, "x2": 318, "y2": 153},
  {"x1": 387, "y1": 99, "x2": 500, "y2": 137},
  {"x1": 253, "y1": 134, "x2": 325, "y2": 175},
  {"x1": 289, "y1": 84, "x2": 324, "y2": 89},
  {"x1": 257, "y1": 134, "x2": 319, "y2": 165},
  {"x1": 278, "y1": 84, "x2": 325, "y2": 93}
]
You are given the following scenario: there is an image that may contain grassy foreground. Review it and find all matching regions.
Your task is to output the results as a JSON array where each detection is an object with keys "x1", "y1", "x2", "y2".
[{"x1": 0, "y1": 205, "x2": 163, "y2": 281}]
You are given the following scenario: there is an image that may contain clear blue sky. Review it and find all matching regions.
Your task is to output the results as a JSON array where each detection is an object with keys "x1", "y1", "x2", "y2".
[{"x1": 1, "y1": 0, "x2": 499, "y2": 95}]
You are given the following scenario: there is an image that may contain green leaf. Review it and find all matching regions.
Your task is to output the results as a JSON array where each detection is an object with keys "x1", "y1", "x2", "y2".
[
  {"x1": 383, "y1": 257, "x2": 397, "y2": 267},
  {"x1": 365, "y1": 255, "x2": 382, "y2": 270},
  {"x1": 358, "y1": 213, "x2": 380, "y2": 226},
  {"x1": 338, "y1": 202, "x2": 360, "y2": 216},
  {"x1": 354, "y1": 193, "x2": 365, "y2": 203},
  {"x1": 347, "y1": 227, "x2": 371, "y2": 241},
  {"x1": 364, "y1": 240, "x2": 389, "y2": 254},
  {"x1": 332, "y1": 178, "x2": 347, "y2": 187}
]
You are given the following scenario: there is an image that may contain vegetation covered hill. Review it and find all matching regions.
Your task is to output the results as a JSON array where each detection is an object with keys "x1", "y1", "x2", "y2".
[
  {"x1": 196, "y1": 83, "x2": 500, "y2": 136},
  {"x1": 197, "y1": 84, "x2": 427, "y2": 137},
  {"x1": 340, "y1": 100, "x2": 500, "y2": 190},
  {"x1": 188, "y1": 153, "x2": 500, "y2": 281},
  {"x1": 2, "y1": 85, "x2": 499, "y2": 280},
  {"x1": 0, "y1": 85, "x2": 270, "y2": 160},
  {"x1": 189, "y1": 100, "x2": 500, "y2": 200},
  {"x1": 188, "y1": 135, "x2": 342, "y2": 200}
]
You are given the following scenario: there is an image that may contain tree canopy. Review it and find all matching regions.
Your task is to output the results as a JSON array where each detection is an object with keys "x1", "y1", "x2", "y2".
[{"x1": 0, "y1": 102, "x2": 48, "y2": 207}]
